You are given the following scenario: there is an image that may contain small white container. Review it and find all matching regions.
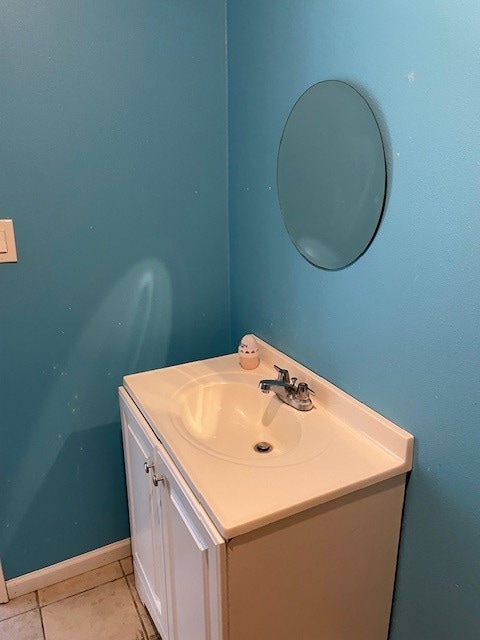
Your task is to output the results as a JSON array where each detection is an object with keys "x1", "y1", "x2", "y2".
[{"x1": 238, "y1": 334, "x2": 260, "y2": 370}]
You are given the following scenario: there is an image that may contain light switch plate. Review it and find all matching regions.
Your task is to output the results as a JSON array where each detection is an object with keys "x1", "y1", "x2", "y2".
[{"x1": 0, "y1": 219, "x2": 18, "y2": 263}]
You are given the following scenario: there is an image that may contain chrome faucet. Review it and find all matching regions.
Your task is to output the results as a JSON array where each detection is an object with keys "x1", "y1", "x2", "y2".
[{"x1": 259, "y1": 365, "x2": 314, "y2": 411}]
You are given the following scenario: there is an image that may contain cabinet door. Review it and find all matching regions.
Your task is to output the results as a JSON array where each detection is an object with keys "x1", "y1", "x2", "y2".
[
  {"x1": 119, "y1": 389, "x2": 169, "y2": 639},
  {"x1": 156, "y1": 446, "x2": 226, "y2": 640}
]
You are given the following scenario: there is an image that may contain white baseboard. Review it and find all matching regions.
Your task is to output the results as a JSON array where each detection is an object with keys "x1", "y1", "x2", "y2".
[{"x1": 6, "y1": 538, "x2": 131, "y2": 600}]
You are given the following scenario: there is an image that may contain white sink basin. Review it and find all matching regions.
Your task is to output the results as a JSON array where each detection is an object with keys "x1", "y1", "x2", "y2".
[{"x1": 172, "y1": 372, "x2": 332, "y2": 465}]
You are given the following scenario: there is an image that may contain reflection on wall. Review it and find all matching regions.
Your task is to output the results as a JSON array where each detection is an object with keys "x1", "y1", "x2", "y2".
[{"x1": 2, "y1": 260, "x2": 172, "y2": 576}]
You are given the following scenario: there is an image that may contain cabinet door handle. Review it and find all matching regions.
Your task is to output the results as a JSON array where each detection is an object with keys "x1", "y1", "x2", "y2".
[
  {"x1": 152, "y1": 474, "x2": 165, "y2": 487},
  {"x1": 144, "y1": 462, "x2": 154, "y2": 474}
]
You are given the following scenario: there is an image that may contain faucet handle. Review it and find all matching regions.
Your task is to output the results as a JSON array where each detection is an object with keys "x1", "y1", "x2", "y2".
[
  {"x1": 297, "y1": 382, "x2": 315, "y2": 399},
  {"x1": 274, "y1": 365, "x2": 290, "y2": 383}
]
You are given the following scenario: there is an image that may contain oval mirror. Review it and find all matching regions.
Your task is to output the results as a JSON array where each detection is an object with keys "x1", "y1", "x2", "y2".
[{"x1": 277, "y1": 80, "x2": 387, "y2": 270}]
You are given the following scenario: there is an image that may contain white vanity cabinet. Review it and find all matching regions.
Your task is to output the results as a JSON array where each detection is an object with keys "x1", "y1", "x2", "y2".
[
  {"x1": 120, "y1": 389, "x2": 225, "y2": 640},
  {"x1": 119, "y1": 343, "x2": 414, "y2": 640}
]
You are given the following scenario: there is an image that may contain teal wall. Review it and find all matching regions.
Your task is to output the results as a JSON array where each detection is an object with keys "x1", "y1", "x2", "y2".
[
  {"x1": 0, "y1": 0, "x2": 230, "y2": 579},
  {"x1": 228, "y1": 1, "x2": 480, "y2": 639},
  {"x1": 2, "y1": 1, "x2": 479, "y2": 636}
]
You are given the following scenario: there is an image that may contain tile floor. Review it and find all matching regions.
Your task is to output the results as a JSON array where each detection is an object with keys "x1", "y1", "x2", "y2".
[{"x1": 0, "y1": 557, "x2": 161, "y2": 640}]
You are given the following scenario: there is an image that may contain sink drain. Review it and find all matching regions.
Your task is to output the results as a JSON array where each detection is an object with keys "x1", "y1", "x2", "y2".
[{"x1": 254, "y1": 441, "x2": 273, "y2": 454}]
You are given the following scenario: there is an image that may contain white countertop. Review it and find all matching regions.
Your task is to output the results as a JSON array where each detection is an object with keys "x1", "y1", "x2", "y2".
[{"x1": 123, "y1": 339, "x2": 414, "y2": 538}]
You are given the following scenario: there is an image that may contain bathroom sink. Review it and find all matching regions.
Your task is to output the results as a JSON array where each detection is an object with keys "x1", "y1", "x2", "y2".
[
  {"x1": 123, "y1": 337, "x2": 413, "y2": 537},
  {"x1": 171, "y1": 372, "x2": 332, "y2": 465}
]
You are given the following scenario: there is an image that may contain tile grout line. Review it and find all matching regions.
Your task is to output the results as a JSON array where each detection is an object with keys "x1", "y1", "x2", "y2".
[
  {"x1": 124, "y1": 575, "x2": 150, "y2": 640},
  {"x1": 120, "y1": 556, "x2": 148, "y2": 636},
  {"x1": 0, "y1": 595, "x2": 40, "y2": 626},
  {"x1": 36, "y1": 590, "x2": 47, "y2": 640},
  {"x1": 39, "y1": 573, "x2": 126, "y2": 609},
  {"x1": 121, "y1": 560, "x2": 153, "y2": 640},
  {"x1": 120, "y1": 559, "x2": 129, "y2": 577}
]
